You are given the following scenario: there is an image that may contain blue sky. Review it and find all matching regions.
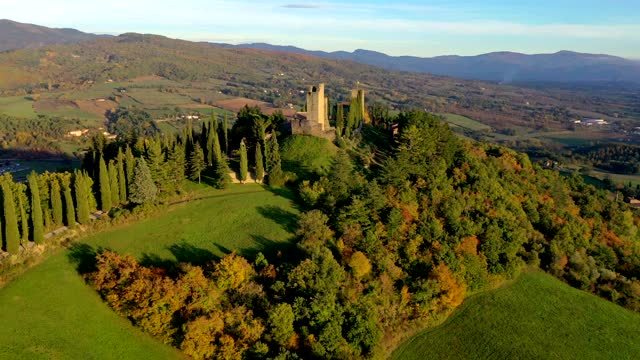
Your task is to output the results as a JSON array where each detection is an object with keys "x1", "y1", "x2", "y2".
[{"x1": 1, "y1": 0, "x2": 639, "y2": 58}]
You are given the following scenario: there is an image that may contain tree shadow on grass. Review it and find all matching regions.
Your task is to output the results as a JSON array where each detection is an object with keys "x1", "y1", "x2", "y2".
[
  {"x1": 256, "y1": 205, "x2": 300, "y2": 234},
  {"x1": 239, "y1": 234, "x2": 301, "y2": 267},
  {"x1": 66, "y1": 242, "x2": 103, "y2": 275},
  {"x1": 140, "y1": 242, "x2": 221, "y2": 275},
  {"x1": 261, "y1": 184, "x2": 303, "y2": 209}
]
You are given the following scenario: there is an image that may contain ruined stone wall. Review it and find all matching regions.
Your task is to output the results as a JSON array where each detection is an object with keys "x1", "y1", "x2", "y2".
[{"x1": 288, "y1": 116, "x2": 336, "y2": 141}]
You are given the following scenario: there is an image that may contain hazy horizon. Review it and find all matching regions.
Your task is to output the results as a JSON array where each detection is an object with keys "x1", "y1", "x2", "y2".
[{"x1": 1, "y1": 0, "x2": 639, "y2": 58}]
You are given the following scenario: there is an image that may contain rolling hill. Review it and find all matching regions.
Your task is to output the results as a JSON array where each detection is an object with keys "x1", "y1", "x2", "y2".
[
  {"x1": 224, "y1": 43, "x2": 640, "y2": 84},
  {"x1": 0, "y1": 19, "x2": 104, "y2": 52},
  {"x1": 393, "y1": 271, "x2": 640, "y2": 359},
  {"x1": 1, "y1": 31, "x2": 639, "y2": 134}
]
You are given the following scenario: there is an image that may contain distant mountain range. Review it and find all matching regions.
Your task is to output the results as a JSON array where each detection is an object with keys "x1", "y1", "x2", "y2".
[
  {"x1": 215, "y1": 43, "x2": 640, "y2": 84},
  {"x1": 0, "y1": 19, "x2": 106, "y2": 52},
  {"x1": 1, "y1": 19, "x2": 639, "y2": 84}
]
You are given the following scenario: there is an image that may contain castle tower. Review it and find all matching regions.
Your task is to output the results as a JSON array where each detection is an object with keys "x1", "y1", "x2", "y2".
[{"x1": 306, "y1": 83, "x2": 327, "y2": 131}]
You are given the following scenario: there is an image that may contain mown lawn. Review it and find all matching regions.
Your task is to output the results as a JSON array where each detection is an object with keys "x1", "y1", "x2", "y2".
[
  {"x1": 85, "y1": 183, "x2": 299, "y2": 262},
  {"x1": 0, "y1": 184, "x2": 299, "y2": 359},
  {"x1": 392, "y1": 271, "x2": 640, "y2": 360}
]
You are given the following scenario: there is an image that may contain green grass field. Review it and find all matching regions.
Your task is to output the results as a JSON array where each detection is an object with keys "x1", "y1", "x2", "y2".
[
  {"x1": 0, "y1": 184, "x2": 298, "y2": 359},
  {"x1": 392, "y1": 271, "x2": 640, "y2": 360},
  {"x1": 0, "y1": 96, "x2": 37, "y2": 118},
  {"x1": 281, "y1": 135, "x2": 338, "y2": 178},
  {"x1": 440, "y1": 113, "x2": 492, "y2": 131},
  {"x1": 127, "y1": 88, "x2": 193, "y2": 106}
]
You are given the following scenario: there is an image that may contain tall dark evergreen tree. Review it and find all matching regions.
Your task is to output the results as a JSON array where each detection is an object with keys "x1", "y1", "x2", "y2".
[
  {"x1": 2, "y1": 181, "x2": 19, "y2": 254},
  {"x1": 266, "y1": 132, "x2": 284, "y2": 186},
  {"x1": 239, "y1": 139, "x2": 248, "y2": 183},
  {"x1": 28, "y1": 172, "x2": 44, "y2": 244},
  {"x1": 206, "y1": 120, "x2": 215, "y2": 166},
  {"x1": 212, "y1": 124, "x2": 223, "y2": 167},
  {"x1": 117, "y1": 149, "x2": 127, "y2": 203},
  {"x1": 145, "y1": 138, "x2": 166, "y2": 192},
  {"x1": 129, "y1": 158, "x2": 158, "y2": 204},
  {"x1": 98, "y1": 155, "x2": 112, "y2": 212},
  {"x1": 222, "y1": 114, "x2": 230, "y2": 155},
  {"x1": 189, "y1": 143, "x2": 206, "y2": 184},
  {"x1": 255, "y1": 142, "x2": 264, "y2": 183},
  {"x1": 336, "y1": 104, "x2": 345, "y2": 137},
  {"x1": 50, "y1": 178, "x2": 63, "y2": 226},
  {"x1": 61, "y1": 175, "x2": 76, "y2": 228},
  {"x1": 125, "y1": 145, "x2": 135, "y2": 192},
  {"x1": 16, "y1": 183, "x2": 29, "y2": 243},
  {"x1": 74, "y1": 170, "x2": 91, "y2": 225},
  {"x1": 108, "y1": 160, "x2": 120, "y2": 206},
  {"x1": 167, "y1": 142, "x2": 186, "y2": 190}
]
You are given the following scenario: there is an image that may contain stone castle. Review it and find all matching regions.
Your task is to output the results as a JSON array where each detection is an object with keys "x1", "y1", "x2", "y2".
[{"x1": 288, "y1": 83, "x2": 365, "y2": 140}]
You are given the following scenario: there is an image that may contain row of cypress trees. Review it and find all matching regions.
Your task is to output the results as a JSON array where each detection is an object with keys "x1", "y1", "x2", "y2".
[
  {"x1": 2, "y1": 112, "x2": 287, "y2": 254},
  {"x1": 0, "y1": 170, "x2": 94, "y2": 255}
]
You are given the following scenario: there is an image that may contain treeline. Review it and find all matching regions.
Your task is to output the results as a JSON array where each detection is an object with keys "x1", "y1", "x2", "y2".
[
  {"x1": 84, "y1": 110, "x2": 640, "y2": 359},
  {"x1": 579, "y1": 144, "x2": 640, "y2": 174},
  {"x1": 0, "y1": 114, "x2": 84, "y2": 154},
  {"x1": 0, "y1": 105, "x2": 294, "y2": 255},
  {"x1": 0, "y1": 170, "x2": 95, "y2": 254}
]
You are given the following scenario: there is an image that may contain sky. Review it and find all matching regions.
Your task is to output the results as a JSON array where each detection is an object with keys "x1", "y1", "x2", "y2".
[{"x1": 1, "y1": 0, "x2": 639, "y2": 58}]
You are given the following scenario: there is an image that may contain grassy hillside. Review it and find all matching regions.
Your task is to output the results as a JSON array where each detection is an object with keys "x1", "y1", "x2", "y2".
[
  {"x1": 392, "y1": 271, "x2": 640, "y2": 360},
  {"x1": 281, "y1": 135, "x2": 338, "y2": 178},
  {"x1": 0, "y1": 184, "x2": 298, "y2": 359}
]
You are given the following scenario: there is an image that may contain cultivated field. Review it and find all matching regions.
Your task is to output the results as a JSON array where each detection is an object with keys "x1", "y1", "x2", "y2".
[
  {"x1": 0, "y1": 95, "x2": 37, "y2": 118},
  {"x1": 0, "y1": 184, "x2": 298, "y2": 359},
  {"x1": 392, "y1": 271, "x2": 640, "y2": 360},
  {"x1": 440, "y1": 113, "x2": 492, "y2": 131}
]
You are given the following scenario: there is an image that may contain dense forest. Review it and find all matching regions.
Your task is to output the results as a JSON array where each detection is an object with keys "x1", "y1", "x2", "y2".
[
  {"x1": 578, "y1": 144, "x2": 640, "y2": 175},
  {"x1": 0, "y1": 114, "x2": 84, "y2": 155},
  {"x1": 36, "y1": 109, "x2": 637, "y2": 359}
]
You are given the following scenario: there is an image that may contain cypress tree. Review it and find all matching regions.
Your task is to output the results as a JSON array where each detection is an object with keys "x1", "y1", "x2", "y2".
[
  {"x1": 336, "y1": 104, "x2": 345, "y2": 137},
  {"x1": 16, "y1": 183, "x2": 29, "y2": 243},
  {"x1": 215, "y1": 158, "x2": 232, "y2": 189},
  {"x1": 2, "y1": 181, "x2": 19, "y2": 254},
  {"x1": 255, "y1": 142, "x2": 264, "y2": 183},
  {"x1": 74, "y1": 170, "x2": 91, "y2": 224},
  {"x1": 206, "y1": 121, "x2": 215, "y2": 166},
  {"x1": 62, "y1": 175, "x2": 76, "y2": 228},
  {"x1": 168, "y1": 142, "x2": 186, "y2": 189},
  {"x1": 266, "y1": 132, "x2": 284, "y2": 186},
  {"x1": 117, "y1": 149, "x2": 127, "y2": 203},
  {"x1": 27, "y1": 172, "x2": 44, "y2": 244},
  {"x1": 222, "y1": 114, "x2": 229, "y2": 155},
  {"x1": 189, "y1": 143, "x2": 206, "y2": 184},
  {"x1": 212, "y1": 125, "x2": 223, "y2": 167},
  {"x1": 50, "y1": 177, "x2": 63, "y2": 226},
  {"x1": 239, "y1": 139, "x2": 248, "y2": 183},
  {"x1": 125, "y1": 145, "x2": 135, "y2": 191},
  {"x1": 129, "y1": 158, "x2": 158, "y2": 204},
  {"x1": 98, "y1": 155, "x2": 111, "y2": 212},
  {"x1": 108, "y1": 160, "x2": 120, "y2": 206}
]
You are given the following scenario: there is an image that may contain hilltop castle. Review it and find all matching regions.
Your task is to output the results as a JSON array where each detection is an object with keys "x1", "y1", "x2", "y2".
[{"x1": 288, "y1": 83, "x2": 366, "y2": 140}]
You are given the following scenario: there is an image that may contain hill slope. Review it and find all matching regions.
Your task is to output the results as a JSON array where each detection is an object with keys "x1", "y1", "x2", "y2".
[
  {"x1": 0, "y1": 19, "x2": 103, "y2": 52},
  {"x1": 226, "y1": 43, "x2": 640, "y2": 84},
  {"x1": 393, "y1": 272, "x2": 640, "y2": 360},
  {"x1": 0, "y1": 184, "x2": 297, "y2": 359}
]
